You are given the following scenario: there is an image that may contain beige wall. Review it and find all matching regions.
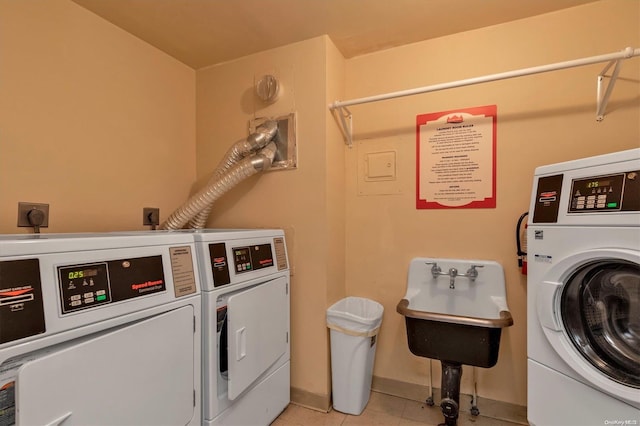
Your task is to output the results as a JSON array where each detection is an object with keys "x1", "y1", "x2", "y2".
[
  {"x1": 325, "y1": 38, "x2": 348, "y2": 387},
  {"x1": 195, "y1": 35, "x2": 345, "y2": 407},
  {"x1": 344, "y1": 0, "x2": 639, "y2": 406},
  {"x1": 0, "y1": 0, "x2": 196, "y2": 234}
]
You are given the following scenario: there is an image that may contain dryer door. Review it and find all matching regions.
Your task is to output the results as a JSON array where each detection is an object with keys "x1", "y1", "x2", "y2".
[
  {"x1": 16, "y1": 306, "x2": 196, "y2": 426},
  {"x1": 226, "y1": 277, "x2": 288, "y2": 400},
  {"x1": 537, "y1": 248, "x2": 640, "y2": 405}
]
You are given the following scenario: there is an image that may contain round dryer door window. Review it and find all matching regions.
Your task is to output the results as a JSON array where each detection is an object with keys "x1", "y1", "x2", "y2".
[{"x1": 561, "y1": 259, "x2": 640, "y2": 388}]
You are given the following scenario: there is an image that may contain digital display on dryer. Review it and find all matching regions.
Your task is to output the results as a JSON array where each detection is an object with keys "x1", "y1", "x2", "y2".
[{"x1": 58, "y1": 262, "x2": 111, "y2": 313}]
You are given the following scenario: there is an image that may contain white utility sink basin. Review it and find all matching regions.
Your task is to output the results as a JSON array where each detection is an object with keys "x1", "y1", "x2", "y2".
[{"x1": 397, "y1": 257, "x2": 513, "y2": 367}]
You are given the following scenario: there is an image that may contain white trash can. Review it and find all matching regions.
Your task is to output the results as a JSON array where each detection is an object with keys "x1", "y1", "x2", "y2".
[{"x1": 327, "y1": 297, "x2": 384, "y2": 415}]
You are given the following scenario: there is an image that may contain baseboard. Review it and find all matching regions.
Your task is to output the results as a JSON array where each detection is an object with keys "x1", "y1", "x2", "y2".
[
  {"x1": 290, "y1": 386, "x2": 331, "y2": 413},
  {"x1": 372, "y1": 375, "x2": 528, "y2": 425}
]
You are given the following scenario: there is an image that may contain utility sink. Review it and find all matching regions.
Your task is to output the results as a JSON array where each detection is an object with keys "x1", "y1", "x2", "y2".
[
  {"x1": 397, "y1": 258, "x2": 514, "y2": 425},
  {"x1": 397, "y1": 258, "x2": 513, "y2": 368}
]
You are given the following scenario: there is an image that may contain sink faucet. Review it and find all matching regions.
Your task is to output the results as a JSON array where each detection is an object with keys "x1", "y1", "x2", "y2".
[
  {"x1": 425, "y1": 262, "x2": 484, "y2": 289},
  {"x1": 447, "y1": 268, "x2": 458, "y2": 289}
]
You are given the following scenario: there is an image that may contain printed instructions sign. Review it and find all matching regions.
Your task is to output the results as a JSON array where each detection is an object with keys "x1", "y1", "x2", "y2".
[{"x1": 416, "y1": 105, "x2": 496, "y2": 209}]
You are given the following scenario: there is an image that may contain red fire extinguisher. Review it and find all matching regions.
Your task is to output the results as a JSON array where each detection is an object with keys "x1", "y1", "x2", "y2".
[{"x1": 516, "y1": 212, "x2": 528, "y2": 275}]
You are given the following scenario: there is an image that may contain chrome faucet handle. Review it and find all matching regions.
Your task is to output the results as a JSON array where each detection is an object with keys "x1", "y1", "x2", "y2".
[
  {"x1": 424, "y1": 262, "x2": 441, "y2": 278},
  {"x1": 466, "y1": 265, "x2": 484, "y2": 281}
]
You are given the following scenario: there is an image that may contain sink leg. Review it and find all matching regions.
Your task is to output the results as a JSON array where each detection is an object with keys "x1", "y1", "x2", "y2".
[{"x1": 438, "y1": 361, "x2": 462, "y2": 426}]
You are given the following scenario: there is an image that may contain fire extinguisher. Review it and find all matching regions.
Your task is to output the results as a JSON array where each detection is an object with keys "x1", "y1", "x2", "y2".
[{"x1": 516, "y1": 212, "x2": 529, "y2": 275}]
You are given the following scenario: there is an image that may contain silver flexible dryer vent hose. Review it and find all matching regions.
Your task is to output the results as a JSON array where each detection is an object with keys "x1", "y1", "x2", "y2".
[
  {"x1": 187, "y1": 120, "x2": 278, "y2": 229},
  {"x1": 160, "y1": 142, "x2": 277, "y2": 230}
]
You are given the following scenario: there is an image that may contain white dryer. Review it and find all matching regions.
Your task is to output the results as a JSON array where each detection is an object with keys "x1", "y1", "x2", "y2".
[
  {"x1": 527, "y1": 148, "x2": 640, "y2": 426},
  {"x1": 0, "y1": 232, "x2": 202, "y2": 426},
  {"x1": 192, "y1": 229, "x2": 290, "y2": 426}
]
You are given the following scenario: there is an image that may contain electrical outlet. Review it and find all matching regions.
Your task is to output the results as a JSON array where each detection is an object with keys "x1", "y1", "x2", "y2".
[
  {"x1": 17, "y1": 202, "x2": 49, "y2": 229},
  {"x1": 143, "y1": 207, "x2": 160, "y2": 227}
]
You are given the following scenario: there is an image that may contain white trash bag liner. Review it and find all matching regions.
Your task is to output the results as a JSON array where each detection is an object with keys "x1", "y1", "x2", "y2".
[
  {"x1": 327, "y1": 296, "x2": 384, "y2": 415},
  {"x1": 327, "y1": 297, "x2": 384, "y2": 337}
]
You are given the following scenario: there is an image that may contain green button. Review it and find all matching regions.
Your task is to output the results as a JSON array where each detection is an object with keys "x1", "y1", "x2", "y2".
[
  {"x1": 607, "y1": 202, "x2": 618, "y2": 208},
  {"x1": 96, "y1": 295, "x2": 107, "y2": 301}
]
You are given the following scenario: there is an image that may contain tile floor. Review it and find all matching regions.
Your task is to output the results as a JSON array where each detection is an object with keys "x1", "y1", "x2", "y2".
[{"x1": 272, "y1": 391, "x2": 526, "y2": 426}]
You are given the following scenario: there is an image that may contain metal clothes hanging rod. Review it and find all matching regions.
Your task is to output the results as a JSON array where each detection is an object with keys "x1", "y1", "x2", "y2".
[{"x1": 330, "y1": 46, "x2": 640, "y2": 147}]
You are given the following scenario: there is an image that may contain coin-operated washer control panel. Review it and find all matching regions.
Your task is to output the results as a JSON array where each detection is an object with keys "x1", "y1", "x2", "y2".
[
  {"x1": 532, "y1": 169, "x2": 640, "y2": 224},
  {"x1": 567, "y1": 171, "x2": 639, "y2": 213}
]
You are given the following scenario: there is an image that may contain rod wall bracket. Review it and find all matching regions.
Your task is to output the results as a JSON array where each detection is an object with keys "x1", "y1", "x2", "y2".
[
  {"x1": 596, "y1": 59, "x2": 623, "y2": 121},
  {"x1": 332, "y1": 105, "x2": 353, "y2": 148}
]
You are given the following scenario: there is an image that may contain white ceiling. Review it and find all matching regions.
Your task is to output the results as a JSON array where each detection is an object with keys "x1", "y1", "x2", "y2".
[{"x1": 72, "y1": 0, "x2": 598, "y2": 69}]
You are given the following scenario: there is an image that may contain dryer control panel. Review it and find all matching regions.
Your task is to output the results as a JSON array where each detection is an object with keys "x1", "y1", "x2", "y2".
[
  {"x1": 58, "y1": 256, "x2": 165, "y2": 314},
  {"x1": 202, "y1": 233, "x2": 289, "y2": 289},
  {"x1": 0, "y1": 232, "x2": 200, "y2": 350},
  {"x1": 232, "y1": 244, "x2": 274, "y2": 274}
]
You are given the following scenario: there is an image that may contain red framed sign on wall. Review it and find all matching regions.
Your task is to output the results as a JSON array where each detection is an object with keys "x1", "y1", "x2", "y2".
[{"x1": 416, "y1": 105, "x2": 497, "y2": 209}]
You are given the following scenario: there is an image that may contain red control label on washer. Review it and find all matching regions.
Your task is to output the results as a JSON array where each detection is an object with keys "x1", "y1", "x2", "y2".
[{"x1": 0, "y1": 259, "x2": 46, "y2": 344}]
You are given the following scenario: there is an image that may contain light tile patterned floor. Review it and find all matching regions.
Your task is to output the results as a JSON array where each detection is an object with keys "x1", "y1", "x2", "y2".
[{"x1": 272, "y1": 391, "x2": 526, "y2": 426}]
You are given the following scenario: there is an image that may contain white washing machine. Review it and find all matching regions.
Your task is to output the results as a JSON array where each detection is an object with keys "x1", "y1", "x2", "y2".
[
  {"x1": 0, "y1": 232, "x2": 202, "y2": 425},
  {"x1": 192, "y1": 229, "x2": 290, "y2": 426},
  {"x1": 527, "y1": 148, "x2": 640, "y2": 426}
]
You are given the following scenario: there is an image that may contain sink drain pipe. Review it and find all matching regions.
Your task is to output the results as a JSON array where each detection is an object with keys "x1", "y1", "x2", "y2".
[{"x1": 440, "y1": 362, "x2": 462, "y2": 426}]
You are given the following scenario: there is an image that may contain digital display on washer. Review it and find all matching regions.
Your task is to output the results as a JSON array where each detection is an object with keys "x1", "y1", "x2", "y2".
[
  {"x1": 58, "y1": 255, "x2": 165, "y2": 314},
  {"x1": 232, "y1": 244, "x2": 274, "y2": 274},
  {"x1": 569, "y1": 173, "x2": 625, "y2": 213}
]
